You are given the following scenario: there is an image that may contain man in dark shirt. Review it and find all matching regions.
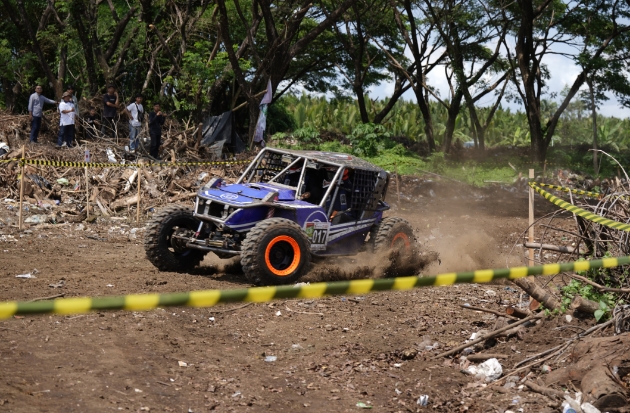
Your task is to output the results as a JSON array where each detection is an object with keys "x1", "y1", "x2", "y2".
[
  {"x1": 85, "y1": 107, "x2": 99, "y2": 139},
  {"x1": 101, "y1": 85, "x2": 119, "y2": 138},
  {"x1": 148, "y1": 103, "x2": 166, "y2": 159}
]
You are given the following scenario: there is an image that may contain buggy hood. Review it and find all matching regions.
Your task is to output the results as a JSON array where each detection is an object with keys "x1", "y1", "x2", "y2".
[{"x1": 198, "y1": 182, "x2": 296, "y2": 206}]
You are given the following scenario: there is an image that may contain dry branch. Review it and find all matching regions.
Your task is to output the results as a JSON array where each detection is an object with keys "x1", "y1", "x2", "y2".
[{"x1": 432, "y1": 314, "x2": 543, "y2": 359}]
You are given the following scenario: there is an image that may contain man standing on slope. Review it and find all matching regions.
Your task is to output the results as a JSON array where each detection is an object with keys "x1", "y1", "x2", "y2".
[
  {"x1": 148, "y1": 102, "x2": 165, "y2": 159},
  {"x1": 101, "y1": 85, "x2": 119, "y2": 138},
  {"x1": 28, "y1": 85, "x2": 57, "y2": 143},
  {"x1": 125, "y1": 94, "x2": 144, "y2": 153},
  {"x1": 57, "y1": 92, "x2": 76, "y2": 148}
]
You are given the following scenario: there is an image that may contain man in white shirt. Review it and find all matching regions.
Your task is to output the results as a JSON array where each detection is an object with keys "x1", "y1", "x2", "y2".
[
  {"x1": 124, "y1": 94, "x2": 144, "y2": 153},
  {"x1": 57, "y1": 92, "x2": 76, "y2": 148}
]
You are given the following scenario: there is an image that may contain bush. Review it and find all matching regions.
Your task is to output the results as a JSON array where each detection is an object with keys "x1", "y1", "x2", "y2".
[{"x1": 347, "y1": 123, "x2": 392, "y2": 157}]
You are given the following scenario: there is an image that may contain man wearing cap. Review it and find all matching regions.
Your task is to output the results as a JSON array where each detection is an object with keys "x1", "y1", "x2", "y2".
[
  {"x1": 58, "y1": 91, "x2": 76, "y2": 148},
  {"x1": 28, "y1": 85, "x2": 58, "y2": 143},
  {"x1": 124, "y1": 94, "x2": 144, "y2": 153}
]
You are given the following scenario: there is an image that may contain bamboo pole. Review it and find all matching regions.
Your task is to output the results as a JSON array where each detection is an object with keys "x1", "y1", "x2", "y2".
[
  {"x1": 85, "y1": 167, "x2": 89, "y2": 220},
  {"x1": 18, "y1": 145, "x2": 25, "y2": 230},
  {"x1": 136, "y1": 167, "x2": 141, "y2": 223},
  {"x1": 395, "y1": 163, "x2": 401, "y2": 204},
  {"x1": 528, "y1": 169, "x2": 535, "y2": 266}
]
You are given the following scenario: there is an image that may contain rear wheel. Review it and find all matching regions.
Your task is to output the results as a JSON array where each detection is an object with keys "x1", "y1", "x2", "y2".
[
  {"x1": 144, "y1": 205, "x2": 206, "y2": 272},
  {"x1": 370, "y1": 217, "x2": 416, "y2": 257},
  {"x1": 370, "y1": 217, "x2": 418, "y2": 276},
  {"x1": 241, "y1": 218, "x2": 311, "y2": 285}
]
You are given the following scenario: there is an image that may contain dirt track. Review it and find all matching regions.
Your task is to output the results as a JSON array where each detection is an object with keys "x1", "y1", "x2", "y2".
[{"x1": 0, "y1": 182, "x2": 572, "y2": 412}]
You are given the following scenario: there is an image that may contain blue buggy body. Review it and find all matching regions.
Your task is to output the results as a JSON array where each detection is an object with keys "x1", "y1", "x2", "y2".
[{"x1": 144, "y1": 148, "x2": 415, "y2": 285}]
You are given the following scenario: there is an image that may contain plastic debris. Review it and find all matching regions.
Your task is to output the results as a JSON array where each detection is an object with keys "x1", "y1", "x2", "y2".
[
  {"x1": 16, "y1": 273, "x2": 36, "y2": 279},
  {"x1": 178, "y1": 361, "x2": 188, "y2": 367},
  {"x1": 541, "y1": 364, "x2": 552, "y2": 373},
  {"x1": 48, "y1": 280, "x2": 65, "y2": 288},
  {"x1": 56, "y1": 178, "x2": 70, "y2": 185},
  {"x1": 24, "y1": 214, "x2": 49, "y2": 224},
  {"x1": 465, "y1": 358, "x2": 503, "y2": 382},
  {"x1": 209, "y1": 317, "x2": 215, "y2": 322},
  {"x1": 264, "y1": 356, "x2": 277, "y2": 362},
  {"x1": 275, "y1": 310, "x2": 282, "y2": 316},
  {"x1": 580, "y1": 402, "x2": 601, "y2": 413},
  {"x1": 0, "y1": 142, "x2": 9, "y2": 158},
  {"x1": 106, "y1": 148, "x2": 117, "y2": 163},
  {"x1": 417, "y1": 395, "x2": 429, "y2": 406},
  {"x1": 356, "y1": 402, "x2": 372, "y2": 409},
  {"x1": 134, "y1": 388, "x2": 143, "y2": 393},
  {"x1": 28, "y1": 174, "x2": 52, "y2": 190}
]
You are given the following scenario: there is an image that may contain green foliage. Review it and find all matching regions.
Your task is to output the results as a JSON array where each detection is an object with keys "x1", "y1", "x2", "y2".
[
  {"x1": 594, "y1": 300, "x2": 611, "y2": 322},
  {"x1": 347, "y1": 123, "x2": 392, "y2": 157},
  {"x1": 293, "y1": 126, "x2": 321, "y2": 144}
]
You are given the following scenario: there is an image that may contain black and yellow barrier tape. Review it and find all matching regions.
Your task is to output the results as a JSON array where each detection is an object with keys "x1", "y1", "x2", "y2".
[
  {"x1": 531, "y1": 181, "x2": 630, "y2": 202},
  {"x1": 0, "y1": 158, "x2": 17, "y2": 164},
  {"x1": 530, "y1": 182, "x2": 630, "y2": 231},
  {"x1": 17, "y1": 158, "x2": 251, "y2": 168},
  {"x1": 1, "y1": 255, "x2": 628, "y2": 319},
  {"x1": 531, "y1": 182, "x2": 602, "y2": 199}
]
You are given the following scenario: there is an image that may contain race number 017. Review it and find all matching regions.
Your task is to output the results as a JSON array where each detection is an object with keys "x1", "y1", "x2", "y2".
[{"x1": 312, "y1": 228, "x2": 327, "y2": 244}]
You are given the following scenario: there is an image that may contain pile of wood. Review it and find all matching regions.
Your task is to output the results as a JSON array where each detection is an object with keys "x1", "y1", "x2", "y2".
[{"x1": 0, "y1": 142, "x2": 250, "y2": 222}]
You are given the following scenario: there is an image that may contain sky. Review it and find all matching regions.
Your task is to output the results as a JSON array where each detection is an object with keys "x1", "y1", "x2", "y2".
[{"x1": 366, "y1": 44, "x2": 630, "y2": 119}]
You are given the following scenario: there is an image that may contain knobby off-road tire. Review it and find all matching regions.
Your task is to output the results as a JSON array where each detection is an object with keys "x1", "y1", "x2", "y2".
[
  {"x1": 370, "y1": 217, "x2": 416, "y2": 256},
  {"x1": 241, "y1": 218, "x2": 312, "y2": 286},
  {"x1": 144, "y1": 205, "x2": 206, "y2": 272}
]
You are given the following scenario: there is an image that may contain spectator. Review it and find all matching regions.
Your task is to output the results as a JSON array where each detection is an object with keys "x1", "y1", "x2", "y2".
[
  {"x1": 101, "y1": 85, "x2": 119, "y2": 138},
  {"x1": 57, "y1": 92, "x2": 76, "y2": 148},
  {"x1": 64, "y1": 85, "x2": 81, "y2": 135},
  {"x1": 27, "y1": 85, "x2": 57, "y2": 143},
  {"x1": 148, "y1": 103, "x2": 165, "y2": 159},
  {"x1": 124, "y1": 94, "x2": 144, "y2": 153},
  {"x1": 65, "y1": 85, "x2": 79, "y2": 114},
  {"x1": 84, "y1": 107, "x2": 99, "y2": 139}
]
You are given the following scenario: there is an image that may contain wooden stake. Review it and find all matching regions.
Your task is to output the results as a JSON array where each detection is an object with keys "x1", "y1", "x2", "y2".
[
  {"x1": 395, "y1": 163, "x2": 401, "y2": 204},
  {"x1": 543, "y1": 160, "x2": 547, "y2": 183},
  {"x1": 85, "y1": 167, "x2": 89, "y2": 220},
  {"x1": 136, "y1": 167, "x2": 141, "y2": 223},
  {"x1": 18, "y1": 145, "x2": 25, "y2": 230},
  {"x1": 528, "y1": 168, "x2": 535, "y2": 266}
]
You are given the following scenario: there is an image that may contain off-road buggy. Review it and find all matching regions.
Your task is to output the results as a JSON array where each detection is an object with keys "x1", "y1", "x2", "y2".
[{"x1": 144, "y1": 148, "x2": 416, "y2": 285}]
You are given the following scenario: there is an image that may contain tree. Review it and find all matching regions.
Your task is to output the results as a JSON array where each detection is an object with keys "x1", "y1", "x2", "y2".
[
  {"x1": 504, "y1": 0, "x2": 630, "y2": 162},
  {"x1": 216, "y1": 0, "x2": 354, "y2": 143},
  {"x1": 385, "y1": 0, "x2": 447, "y2": 153},
  {"x1": 331, "y1": 0, "x2": 409, "y2": 124}
]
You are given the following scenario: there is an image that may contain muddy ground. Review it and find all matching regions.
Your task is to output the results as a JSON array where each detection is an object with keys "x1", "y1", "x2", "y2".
[{"x1": 0, "y1": 180, "x2": 584, "y2": 412}]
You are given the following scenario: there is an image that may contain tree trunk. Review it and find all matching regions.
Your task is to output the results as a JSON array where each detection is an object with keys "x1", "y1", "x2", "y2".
[
  {"x1": 2, "y1": 78, "x2": 15, "y2": 111},
  {"x1": 355, "y1": 85, "x2": 370, "y2": 124},
  {"x1": 588, "y1": 78, "x2": 598, "y2": 173},
  {"x1": 415, "y1": 88, "x2": 435, "y2": 153},
  {"x1": 442, "y1": 92, "x2": 462, "y2": 153}
]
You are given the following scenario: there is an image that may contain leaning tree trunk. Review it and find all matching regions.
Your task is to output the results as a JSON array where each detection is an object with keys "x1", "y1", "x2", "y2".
[
  {"x1": 442, "y1": 93, "x2": 463, "y2": 153},
  {"x1": 588, "y1": 78, "x2": 598, "y2": 173}
]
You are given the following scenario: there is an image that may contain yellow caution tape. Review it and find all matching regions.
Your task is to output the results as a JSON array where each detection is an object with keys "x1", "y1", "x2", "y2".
[
  {"x1": 530, "y1": 182, "x2": 630, "y2": 231},
  {"x1": 18, "y1": 158, "x2": 251, "y2": 168},
  {"x1": 0, "y1": 255, "x2": 628, "y2": 319},
  {"x1": 531, "y1": 182, "x2": 604, "y2": 199}
]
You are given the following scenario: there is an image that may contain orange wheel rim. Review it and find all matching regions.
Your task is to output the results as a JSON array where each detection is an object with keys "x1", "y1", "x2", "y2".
[
  {"x1": 391, "y1": 232, "x2": 411, "y2": 251},
  {"x1": 265, "y1": 235, "x2": 301, "y2": 276}
]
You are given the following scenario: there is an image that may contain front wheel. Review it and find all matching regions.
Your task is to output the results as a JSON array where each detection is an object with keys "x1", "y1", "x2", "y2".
[
  {"x1": 144, "y1": 205, "x2": 206, "y2": 272},
  {"x1": 241, "y1": 218, "x2": 311, "y2": 286}
]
